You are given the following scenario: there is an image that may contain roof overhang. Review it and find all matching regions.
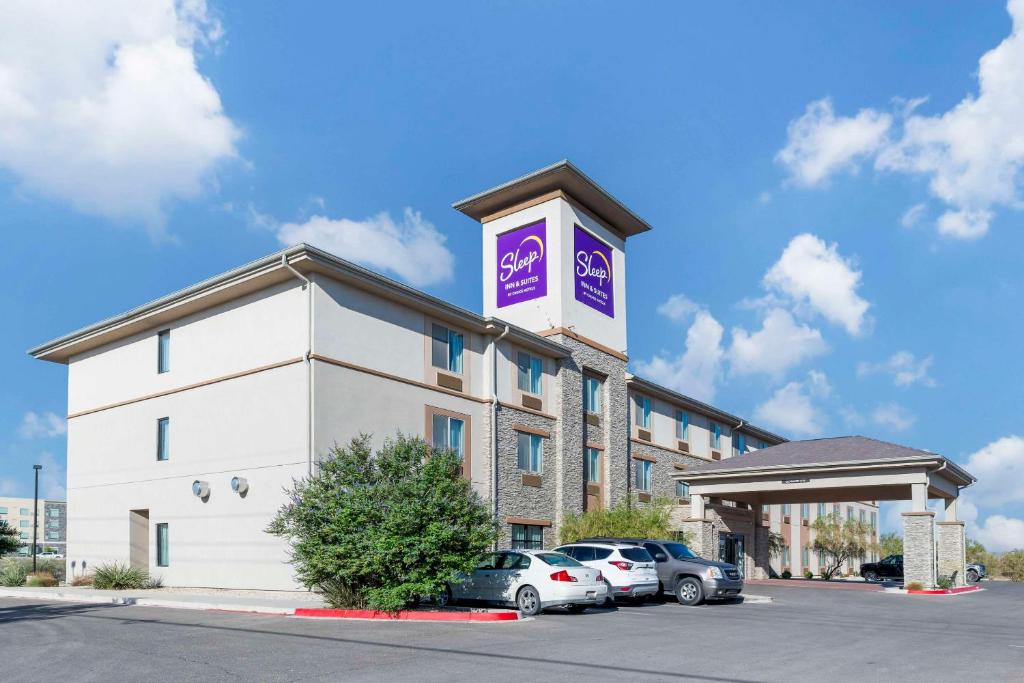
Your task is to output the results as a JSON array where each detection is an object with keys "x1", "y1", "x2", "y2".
[
  {"x1": 28, "y1": 244, "x2": 569, "y2": 364},
  {"x1": 452, "y1": 160, "x2": 652, "y2": 238}
]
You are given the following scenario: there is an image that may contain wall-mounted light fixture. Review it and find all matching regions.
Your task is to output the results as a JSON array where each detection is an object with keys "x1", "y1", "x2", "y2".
[
  {"x1": 230, "y1": 476, "x2": 249, "y2": 496},
  {"x1": 192, "y1": 480, "x2": 210, "y2": 499}
]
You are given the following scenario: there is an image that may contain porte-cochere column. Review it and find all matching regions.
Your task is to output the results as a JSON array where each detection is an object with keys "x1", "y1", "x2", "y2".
[{"x1": 936, "y1": 497, "x2": 967, "y2": 586}]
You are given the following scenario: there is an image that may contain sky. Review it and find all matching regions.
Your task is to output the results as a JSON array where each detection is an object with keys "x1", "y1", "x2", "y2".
[{"x1": 1, "y1": 1, "x2": 1023, "y2": 550}]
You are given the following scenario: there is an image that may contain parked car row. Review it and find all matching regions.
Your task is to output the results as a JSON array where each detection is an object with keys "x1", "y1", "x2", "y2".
[
  {"x1": 440, "y1": 537, "x2": 743, "y2": 616},
  {"x1": 859, "y1": 554, "x2": 987, "y2": 583}
]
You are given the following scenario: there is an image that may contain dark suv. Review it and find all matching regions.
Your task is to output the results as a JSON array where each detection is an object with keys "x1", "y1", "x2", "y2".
[
  {"x1": 859, "y1": 554, "x2": 903, "y2": 582},
  {"x1": 576, "y1": 537, "x2": 742, "y2": 605}
]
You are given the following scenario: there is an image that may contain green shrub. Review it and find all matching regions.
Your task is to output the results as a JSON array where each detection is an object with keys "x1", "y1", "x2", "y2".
[
  {"x1": 781, "y1": 570, "x2": 792, "y2": 579},
  {"x1": 936, "y1": 575, "x2": 953, "y2": 590},
  {"x1": 1000, "y1": 550, "x2": 1024, "y2": 582},
  {"x1": 268, "y1": 434, "x2": 497, "y2": 612},
  {"x1": 0, "y1": 520, "x2": 20, "y2": 559},
  {"x1": 92, "y1": 562, "x2": 149, "y2": 590},
  {"x1": 559, "y1": 496, "x2": 680, "y2": 544},
  {"x1": 25, "y1": 572, "x2": 58, "y2": 587},
  {"x1": 906, "y1": 581, "x2": 924, "y2": 591},
  {"x1": 0, "y1": 561, "x2": 28, "y2": 587},
  {"x1": 804, "y1": 570, "x2": 814, "y2": 580}
]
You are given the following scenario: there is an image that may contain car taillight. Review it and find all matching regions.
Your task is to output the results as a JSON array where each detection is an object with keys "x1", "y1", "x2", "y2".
[
  {"x1": 550, "y1": 570, "x2": 578, "y2": 582},
  {"x1": 609, "y1": 560, "x2": 634, "y2": 571},
  {"x1": 595, "y1": 572, "x2": 604, "y2": 582}
]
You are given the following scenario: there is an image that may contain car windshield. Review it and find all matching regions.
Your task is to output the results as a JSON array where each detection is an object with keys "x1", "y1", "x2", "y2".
[
  {"x1": 663, "y1": 542, "x2": 698, "y2": 560},
  {"x1": 536, "y1": 552, "x2": 582, "y2": 567},
  {"x1": 619, "y1": 547, "x2": 654, "y2": 562}
]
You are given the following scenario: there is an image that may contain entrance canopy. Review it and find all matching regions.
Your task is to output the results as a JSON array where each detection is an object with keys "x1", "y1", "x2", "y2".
[{"x1": 675, "y1": 436, "x2": 975, "y2": 507}]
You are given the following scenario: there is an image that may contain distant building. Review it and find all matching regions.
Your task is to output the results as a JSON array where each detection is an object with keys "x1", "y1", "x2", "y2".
[{"x1": 0, "y1": 497, "x2": 66, "y2": 555}]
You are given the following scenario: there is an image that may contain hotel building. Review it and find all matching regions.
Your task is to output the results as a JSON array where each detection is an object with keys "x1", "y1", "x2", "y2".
[
  {"x1": 32, "y1": 161, "x2": 878, "y2": 589},
  {"x1": 0, "y1": 497, "x2": 66, "y2": 555}
]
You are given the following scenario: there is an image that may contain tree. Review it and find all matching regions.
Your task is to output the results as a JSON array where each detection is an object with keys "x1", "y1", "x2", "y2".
[
  {"x1": 559, "y1": 497, "x2": 679, "y2": 545},
  {"x1": 267, "y1": 434, "x2": 497, "y2": 611},
  {"x1": 811, "y1": 513, "x2": 871, "y2": 580},
  {"x1": 767, "y1": 531, "x2": 785, "y2": 560},
  {"x1": 874, "y1": 532, "x2": 903, "y2": 558},
  {"x1": 0, "y1": 520, "x2": 20, "y2": 559},
  {"x1": 965, "y1": 538, "x2": 987, "y2": 564},
  {"x1": 1000, "y1": 550, "x2": 1024, "y2": 582}
]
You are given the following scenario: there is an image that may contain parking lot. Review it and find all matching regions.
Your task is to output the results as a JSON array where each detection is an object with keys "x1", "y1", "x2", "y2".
[{"x1": 4, "y1": 580, "x2": 1023, "y2": 681}]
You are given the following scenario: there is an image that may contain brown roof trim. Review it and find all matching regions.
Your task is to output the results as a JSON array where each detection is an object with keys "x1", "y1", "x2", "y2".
[
  {"x1": 537, "y1": 326, "x2": 627, "y2": 362},
  {"x1": 512, "y1": 423, "x2": 550, "y2": 438}
]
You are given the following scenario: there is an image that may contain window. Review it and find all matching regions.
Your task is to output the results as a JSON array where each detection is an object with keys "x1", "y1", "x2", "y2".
[
  {"x1": 675, "y1": 480, "x2": 690, "y2": 498},
  {"x1": 818, "y1": 503, "x2": 826, "y2": 518},
  {"x1": 19, "y1": 520, "x2": 29, "y2": 528},
  {"x1": 20, "y1": 533, "x2": 28, "y2": 540},
  {"x1": 46, "y1": 531, "x2": 59, "y2": 541},
  {"x1": 801, "y1": 503, "x2": 810, "y2": 520},
  {"x1": 49, "y1": 508, "x2": 60, "y2": 517},
  {"x1": 156, "y1": 523, "x2": 169, "y2": 567},
  {"x1": 430, "y1": 323, "x2": 463, "y2": 374},
  {"x1": 782, "y1": 503, "x2": 791, "y2": 517},
  {"x1": 859, "y1": 510, "x2": 866, "y2": 524},
  {"x1": 636, "y1": 396, "x2": 651, "y2": 428},
  {"x1": 634, "y1": 460, "x2": 652, "y2": 492},
  {"x1": 517, "y1": 352, "x2": 543, "y2": 395},
  {"x1": 48, "y1": 520, "x2": 59, "y2": 529},
  {"x1": 676, "y1": 410, "x2": 689, "y2": 440},
  {"x1": 517, "y1": 433, "x2": 543, "y2": 473},
  {"x1": 870, "y1": 511, "x2": 877, "y2": 530},
  {"x1": 847, "y1": 507, "x2": 854, "y2": 521},
  {"x1": 431, "y1": 414, "x2": 465, "y2": 462},
  {"x1": 709, "y1": 422, "x2": 722, "y2": 451},
  {"x1": 511, "y1": 524, "x2": 543, "y2": 550},
  {"x1": 157, "y1": 417, "x2": 170, "y2": 461},
  {"x1": 157, "y1": 329, "x2": 170, "y2": 373},
  {"x1": 734, "y1": 433, "x2": 747, "y2": 456},
  {"x1": 584, "y1": 376, "x2": 602, "y2": 414},
  {"x1": 802, "y1": 546, "x2": 810, "y2": 568},
  {"x1": 19, "y1": 508, "x2": 29, "y2": 516},
  {"x1": 782, "y1": 546, "x2": 790, "y2": 566},
  {"x1": 0, "y1": 507, "x2": 6, "y2": 515},
  {"x1": 585, "y1": 447, "x2": 601, "y2": 483},
  {"x1": 833, "y1": 503, "x2": 840, "y2": 517},
  {"x1": 758, "y1": 440, "x2": 768, "y2": 449}
]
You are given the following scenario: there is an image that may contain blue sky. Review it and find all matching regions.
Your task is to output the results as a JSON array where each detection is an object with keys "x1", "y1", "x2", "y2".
[{"x1": 1, "y1": 1, "x2": 1022, "y2": 549}]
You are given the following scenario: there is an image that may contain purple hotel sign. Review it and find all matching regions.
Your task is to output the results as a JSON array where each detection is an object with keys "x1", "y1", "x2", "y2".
[
  {"x1": 574, "y1": 225, "x2": 614, "y2": 317},
  {"x1": 496, "y1": 220, "x2": 547, "y2": 307}
]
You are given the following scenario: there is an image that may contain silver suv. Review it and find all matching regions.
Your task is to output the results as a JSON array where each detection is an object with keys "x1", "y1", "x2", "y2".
[{"x1": 578, "y1": 537, "x2": 743, "y2": 605}]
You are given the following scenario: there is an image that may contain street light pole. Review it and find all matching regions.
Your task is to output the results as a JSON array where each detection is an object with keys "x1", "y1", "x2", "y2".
[{"x1": 32, "y1": 464, "x2": 41, "y2": 572}]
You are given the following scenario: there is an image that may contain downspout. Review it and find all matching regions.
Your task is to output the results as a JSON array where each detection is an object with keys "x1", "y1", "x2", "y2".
[
  {"x1": 491, "y1": 324, "x2": 510, "y2": 550},
  {"x1": 282, "y1": 254, "x2": 314, "y2": 477}
]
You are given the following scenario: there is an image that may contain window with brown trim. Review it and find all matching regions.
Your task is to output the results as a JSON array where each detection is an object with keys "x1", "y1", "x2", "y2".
[{"x1": 424, "y1": 406, "x2": 472, "y2": 479}]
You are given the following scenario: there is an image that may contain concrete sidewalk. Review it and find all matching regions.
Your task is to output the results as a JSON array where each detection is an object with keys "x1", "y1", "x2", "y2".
[{"x1": 0, "y1": 585, "x2": 327, "y2": 615}]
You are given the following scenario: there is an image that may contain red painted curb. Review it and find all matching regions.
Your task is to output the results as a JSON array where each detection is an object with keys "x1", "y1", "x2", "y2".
[
  {"x1": 293, "y1": 608, "x2": 521, "y2": 621},
  {"x1": 907, "y1": 585, "x2": 982, "y2": 595}
]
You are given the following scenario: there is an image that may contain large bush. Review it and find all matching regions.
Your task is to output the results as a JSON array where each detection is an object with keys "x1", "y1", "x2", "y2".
[
  {"x1": 0, "y1": 520, "x2": 19, "y2": 559},
  {"x1": 559, "y1": 497, "x2": 681, "y2": 544},
  {"x1": 92, "y1": 562, "x2": 150, "y2": 589},
  {"x1": 267, "y1": 434, "x2": 497, "y2": 611},
  {"x1": 1000, "y1": 550, "x2": 1024, "y2": 582},
  {"x1": 0, "y1": 561, "x2": 28, "y2": 587}
]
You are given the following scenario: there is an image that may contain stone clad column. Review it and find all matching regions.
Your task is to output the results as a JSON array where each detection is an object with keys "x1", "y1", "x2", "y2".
[
  {"x1": 902, "y1": 511, "x2": 936, "y2": 588},
  {"x1": 936, "y1": 498, "x2": 967, "y2": 586},
  {"x1": 681, "y1": 494, "x2": 715, "y2": 560}
]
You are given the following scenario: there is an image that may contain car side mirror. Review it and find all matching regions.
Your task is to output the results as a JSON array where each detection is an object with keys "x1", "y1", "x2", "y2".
[{"x1": 655, "y1": 553, "x2": 667, "y2": 562}]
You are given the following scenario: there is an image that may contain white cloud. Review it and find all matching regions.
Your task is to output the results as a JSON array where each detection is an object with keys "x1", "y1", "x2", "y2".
[
  {"x1": 970, "y1": 515, "x2": 1024, "y2": 553},
  {"x1": 776, "y1": 98, "x2": 892, "y2": 187},
  {"x1": 656, "y1": 293, "x2": 700, "y2": 323},
  {"x1": 0, "y1": 478, "x2": 17, "y2": 496},
  {"x1": 0, "y1": 0, "x2": 239, "y2": 237},
  {"x1": 753, "y1": 371, "x2": 829, "y2": 436},
  {"x1": 634, "y1": 310, "x2": 724, "y2": 403},
  {"x1": 277, "y1": 209, "x2": 455, "y2": 287},
  {"x1": 857, "y1": 351, "x2": 936, "y2": 388},
  {"x1": 900, "y1": 203, "x2": 927, "y2": 229},
  {"x1": 38, "y1": 452, "x2": 66, "y2": 500},
  {"x1": 18, "y1": 411, "x2": 66, "y2": 439},
  {"x1": 763, "y1": 233, "x2": 871, "y2": 336},
  {"x1": 728, "y1": 308, "x2": 828, "y2": 378},
  {"x1": 961, "y1": 435, "x2": 1024, "y2": 509},
  {"x1": 783, "y1": 1, "x2": 1024, "y2": 240},
  {"x1": 758, "y1": 191, "x2": 773, "y2": 205},
  {"x1": 871, "y1": 402, "x2": 915, "y2": 432}
]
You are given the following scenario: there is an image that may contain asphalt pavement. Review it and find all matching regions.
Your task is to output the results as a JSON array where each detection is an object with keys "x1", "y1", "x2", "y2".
[{"x1": 4, "y1": 581, "x2": 1022, "y2": 682}]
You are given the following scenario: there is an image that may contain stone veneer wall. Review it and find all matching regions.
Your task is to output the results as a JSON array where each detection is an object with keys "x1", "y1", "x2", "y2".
[
  {"x1": 902, "y1": 511, "x2": 936, "y2": 588},
  {"x1": 552, "y1": 335, "x2": 628, "y2": 509},
  {"x1": 495, "y1": 406, "x2": 558, "y2": 548},
  {"x1": 629, "y1": 439, "x2": 712, "y2": 503},
  {"x1": 937, "y1": 521, "x2": 967, "y2": 586}
]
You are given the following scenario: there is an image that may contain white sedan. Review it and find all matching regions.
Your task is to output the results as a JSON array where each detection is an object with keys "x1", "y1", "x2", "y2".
[{"x1": 444, "y1": 549, "x2": 608, "y2": 616}]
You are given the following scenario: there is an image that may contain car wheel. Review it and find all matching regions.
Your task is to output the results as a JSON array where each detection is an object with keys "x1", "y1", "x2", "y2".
[
  {"x1": 436, "y1": 584, "x2": 453, "y2": 607},
  {"x1": 967, "y1": 569, "x2": 979, "y2": 583},
  {"x1": 565, "y1": 603, "x2": 587, "y2": 614},
  {"x1": 516, "y1": 585, "x2": 542, "y2": 616},
  {"x1": 863, "y1": 571, "x2": 878, "y2": 583},
  {"x1": 675, "y1": 577, "x2": 704, "y2": 606}
]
